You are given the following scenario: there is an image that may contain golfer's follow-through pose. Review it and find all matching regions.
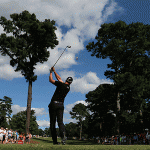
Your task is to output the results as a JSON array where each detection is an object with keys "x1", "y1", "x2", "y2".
[{"x1": 48, "y1": 67, "x2": 73, "y2": 145}]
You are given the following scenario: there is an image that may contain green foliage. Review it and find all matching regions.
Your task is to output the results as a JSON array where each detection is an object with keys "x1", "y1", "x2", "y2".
[
  {"x1": 69, "y1": 103, "x2": 90, "y2": 122},
  {"x1": 85, "y1": 84, "x2": 117, "y2": 137},
  {"x1": 143, "y1": 101, "x2": 150, "y2": 129},
  {"x1": 9, "y1": 109, "x2": 38, "y2": 135},
  {"x1": 69, "y1": 103, "x2": 90, "y2": 139},
  {"x1": 65, "y1": 122, "x2": 79, "y2": 138},
  {"x1": 0, "y1": 10, "x2": 59, "y2": 82},
  {"x1": 0, "y1": 96, "x2": 13, "y2": 128},
  {"x1": 86, "y1": 20, "x2": 150, "y2": 135},
  {"x1": 38, "y1": 129, "x2": 45, "y2": 136},
  {"x1": 44, "y1": 127, "x2": 51, "y2": 137}
]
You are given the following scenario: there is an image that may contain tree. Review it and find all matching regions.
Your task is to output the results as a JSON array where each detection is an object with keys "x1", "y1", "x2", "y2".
[
  {"x1": 85, "y1": 83, "x2": 117, "y2": 137},
  {"x1": 0, "y1": 96, "x2": 13, "y2": 128},
  {"x1": 86, "y1": 20, "x2": 150, "y2": 135},
  {"x1": 69, "y1": 103, "x2": 90, "y2": 140},
  {"x1": 38, "y1": 129, "x2": 45, "y2": 137},
  {"x1": 64, "y1": 122, "x2": 79, "y2": 139},
  {"x1": 0, "y1": 10, "x2": 59, "y2": 134},
  {"x1": 44, "y1": 127, "x2": 51, "y2": 137},
  {"x1": 9, "y1": 109, "x2": 38, "y2": 135},
  {"x1": 142, "y1": 101, "x2": 150, "y2": 132}
]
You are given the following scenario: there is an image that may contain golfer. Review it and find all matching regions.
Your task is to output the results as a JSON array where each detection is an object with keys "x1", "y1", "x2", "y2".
[{"x1": 48, "y1": 67, "x2": 73, "y2": 145}]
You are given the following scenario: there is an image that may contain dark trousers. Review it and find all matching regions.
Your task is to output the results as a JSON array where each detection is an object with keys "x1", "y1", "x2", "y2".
[{"x1": 48, "y1": 101, "x2": 65, "y2": 143}]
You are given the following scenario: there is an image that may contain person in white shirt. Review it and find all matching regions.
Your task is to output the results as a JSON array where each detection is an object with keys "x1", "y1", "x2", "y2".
[
  {"x1": 8, "y1": 129, "x2": 12, "y2": 143},
  {"x1": 15, "y1": 131, "x2": 19, "y2": 143},
  {"x1": 5, "y1": 128, "x2": 9, "y2": 144},
  {"x1": 0, "y1": 127, "x2": 4, "y2": 144}
]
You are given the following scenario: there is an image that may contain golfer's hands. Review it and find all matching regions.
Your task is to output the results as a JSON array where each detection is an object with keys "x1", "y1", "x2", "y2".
[
  {"x1": 51, "y1": 67, "x2": 55, "y2": 71},
  {"x1": 50, "y1": 67, "x2": 55, "y2": 73}
]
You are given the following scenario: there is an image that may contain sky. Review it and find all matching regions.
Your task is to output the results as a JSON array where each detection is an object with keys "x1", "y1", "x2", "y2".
[{"x1": 0, "y1": 0, "x2": 150, "y2": 131}]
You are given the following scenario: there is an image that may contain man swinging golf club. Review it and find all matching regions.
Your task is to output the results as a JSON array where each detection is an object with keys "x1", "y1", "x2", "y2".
[{"x1": 48, "y1": 46, "x2": 73, "y2": 145}]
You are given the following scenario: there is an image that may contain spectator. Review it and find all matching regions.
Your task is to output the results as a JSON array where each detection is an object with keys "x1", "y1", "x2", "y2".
[
  {"x1": 111, "y1": 135, "x2": 114, "y2": 145},
  {"x1": 0, "y1": 127, "x2": 4, "y2": 144},
  {"x1": 5, "y1": 128, "x2": 8, "y2": 144},
  {"x1": 133, "y1": 133, "x2": 138, "y2": 144},
  {"x1": 23, "y1": 134, "x2": 25, "y2": 144},
  {"x1": 29, "y1": 132, "x2": 32, "y2": 144},
  {"x1": 145, "y1": 134, "x2": 149, "y2": 145},
  {"x1": 13, "y1": 131, "x2": 17, "y2": 143},
  {"x1": 3, "y1": 128, "x2": 6, "y2": 144},
  {"x1": 137, "y1": 133, "x2": 140, "y2": 144},
  {"x1": 115, "y1": 135, "x2": 117, "y2": 145},
  {"x1": 126, "y1": 135, "x2": 129, "y2": 145},
  {"x1": 124, "y1": 134, "x2": 127, "y2": 145},
  {"x1": 12, "y1": 130, "x2": 16, "y2": 143},
  {"x1": 131, "y1": 134, "x2": 134, "y2": 145},
  {"x1": 143, "y1": 132, "x2": 146, "y2": 145},
  {"x1": 117, "y1": 136, "x2": 120, "y2": 145},
  {"x1": 105, "y1": 136, "x2": 107, "y2": 143},
  {"x1": 148, "y1": 132, "x2": 150, "y2": 145},
  {"x1": 128, "y1": 135, "x2": 131, "y2": 145},
  {"x1": 113, "y1": 136, "x2": 116, "y2": 145},
  {"x1": 120, "y1": 135, "x2": 122, "y2": 145},
  {"x1": 139, "y1": 133, "x2": 143, "y2": 144},
  {"x1": 97, "y1": 136, "x2": 100, "y2": 144},
  {"x1": 19, "y1": 133, "x2": 23, "y2": 141},
  {"x1": 1, "y1": 127, "x2": 5, "y2": 144},
  {"x1": 7, "y1": 129, "x2": 12, "y2": 144},
  {"x1": 25, "y1": 133, "x2": 29, "y2": 144},
  {"x1": 15, "y1": 130, "x2": 19, "y2": 143}
]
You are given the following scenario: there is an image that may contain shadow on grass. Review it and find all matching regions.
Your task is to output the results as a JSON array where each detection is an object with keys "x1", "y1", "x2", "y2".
[
  {"x1": 33, "y1": 138, "x2": 101, "y2": 145},
  {"x1": 31, "y1": 137, "x2": 53, "y2": 144},
  {"x1": 66, "y1": 139, "x2": 101, "y2": 145}
]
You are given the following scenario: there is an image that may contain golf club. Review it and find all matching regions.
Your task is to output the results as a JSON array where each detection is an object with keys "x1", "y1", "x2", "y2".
[{"x1": 52, "y1": 46, "x2": 71, "y2": 68}]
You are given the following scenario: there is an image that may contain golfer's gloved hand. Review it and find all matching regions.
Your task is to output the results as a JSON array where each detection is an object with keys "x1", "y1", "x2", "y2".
[
  {"x1": 50, "y1": 67, "x2": 55, "y2": 73},
  {"x1": 50, "y1": 68, "x2": 53, "y2": 73},
  {"x1": 51, "y1": 67, "x2": 55, "y2": 71}
]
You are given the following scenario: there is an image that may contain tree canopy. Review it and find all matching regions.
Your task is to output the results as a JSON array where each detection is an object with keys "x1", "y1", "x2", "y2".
[
  {"x1": 0, "y1": 10, "x2": 59, "y2": 134},
  {"x1": 9, "y1": 109, "x2": 38, "y2": 135},
  {"x1": 86, "y1": 20, "x2": 150, "y2": 135}
]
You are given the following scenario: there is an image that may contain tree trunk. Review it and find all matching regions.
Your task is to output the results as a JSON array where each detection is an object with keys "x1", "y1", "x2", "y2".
[
  {"x1": 79, "y1": 123, "x2": 82, "y2": 140},
  {"x1": 100, "y1": 122, "x2": 102, "y2": 130},
  {"x1": 117, "y1": 92, "x2": 120, "y2": 135},
  {"x1": 26, "y1": 80, "x2": 32, "y2": 134}
]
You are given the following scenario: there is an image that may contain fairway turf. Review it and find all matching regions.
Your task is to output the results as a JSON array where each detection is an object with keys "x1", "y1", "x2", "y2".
[{"x1": 0, "y1": 137, "x2": 150, "y2": 150}]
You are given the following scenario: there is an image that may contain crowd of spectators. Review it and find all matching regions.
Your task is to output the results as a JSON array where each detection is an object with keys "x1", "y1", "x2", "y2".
[
  {"x1": 0, "y1": 127, "x2": 32, "y2": 144},
  {"x1": 1, "y1": 126, "x2": 150, "y2": 145},
  {"x1": 94, "y1": 132, "x2": 150, "y2": 145}
]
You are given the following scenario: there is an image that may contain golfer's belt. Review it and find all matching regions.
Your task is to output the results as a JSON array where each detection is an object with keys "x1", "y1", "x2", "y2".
[{"x1": 53, "y1": 101, "x2": 63, "y2": 104}]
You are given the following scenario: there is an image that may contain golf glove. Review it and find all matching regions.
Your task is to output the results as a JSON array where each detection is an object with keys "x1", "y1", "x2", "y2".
[{"x1": 50, "y1": 69, "x2": 53, "y2": 73}]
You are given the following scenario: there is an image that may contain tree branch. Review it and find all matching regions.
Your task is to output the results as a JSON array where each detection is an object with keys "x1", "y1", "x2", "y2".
[{"x1": 2, "y1": 46, "x2": 18, "y2": 63}]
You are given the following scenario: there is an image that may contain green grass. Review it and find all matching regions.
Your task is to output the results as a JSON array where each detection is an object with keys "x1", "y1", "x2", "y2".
[{"x1": 0, "y1": 137, "x2": 150, "y2": 150}]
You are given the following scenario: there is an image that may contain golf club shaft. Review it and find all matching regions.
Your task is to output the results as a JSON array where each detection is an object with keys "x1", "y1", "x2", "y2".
[{"x1": 53, "y1": 46, "x2": 70, "y2": 67}]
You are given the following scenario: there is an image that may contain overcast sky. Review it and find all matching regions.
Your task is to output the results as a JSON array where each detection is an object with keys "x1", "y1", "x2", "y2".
[{"x1": 0, "y1": 0, "x2": 149, "y2": 130}]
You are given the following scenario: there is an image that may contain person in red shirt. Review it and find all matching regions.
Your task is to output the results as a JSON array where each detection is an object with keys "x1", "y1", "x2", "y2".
[
  {"x1": 143, "y1": 132, "x2": 147, "y2": 145},
  {"x1": 115, "y1": 135, "x2": 117, "y2": 145},
  {"x1": 138, "y1": 133, "x2": 141, "y2": 144}
]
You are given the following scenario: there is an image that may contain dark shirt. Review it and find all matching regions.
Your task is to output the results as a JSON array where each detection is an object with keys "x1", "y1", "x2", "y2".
[
  {"x1": 26, "y1": 134, "x2": 29, "y2": 139},
  {"x1": 51, "y1": 81, "x2": 70, "y2": 103}
]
